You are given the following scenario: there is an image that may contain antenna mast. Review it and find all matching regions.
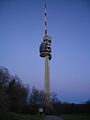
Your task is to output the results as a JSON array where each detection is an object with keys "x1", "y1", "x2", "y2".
[{"x1": 44, "y1": 0, "x2": 48, "y2": 35}]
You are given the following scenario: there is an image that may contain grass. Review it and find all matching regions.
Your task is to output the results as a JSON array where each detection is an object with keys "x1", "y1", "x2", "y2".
[
  {"x1": 62, "y1": 113, "x2": 90, "y2": 120},
  {"x1": 1, "y1": 112, "x2": 90, "y2": 120},
  {"x1": 1, "y1": 112, "x2": 43, "y2": 120}
]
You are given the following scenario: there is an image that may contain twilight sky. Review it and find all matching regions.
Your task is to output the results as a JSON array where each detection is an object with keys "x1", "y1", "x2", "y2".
[{"x1": 0, "y1": 0, "x2": 90, "y2": 103}]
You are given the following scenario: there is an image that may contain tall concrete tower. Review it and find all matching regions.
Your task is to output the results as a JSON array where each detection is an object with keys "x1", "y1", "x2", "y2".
[{"x1": 39, "y1": 2, "x2": 52, "y2": 107}]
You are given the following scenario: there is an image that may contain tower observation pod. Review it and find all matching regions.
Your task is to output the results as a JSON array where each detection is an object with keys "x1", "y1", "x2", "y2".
[
  {"x1": 39, "y1": 1, "x2": 52, "y2": 112},
  {"x1": 40, "y1": 35, "x2": 52, "y2": 60}
]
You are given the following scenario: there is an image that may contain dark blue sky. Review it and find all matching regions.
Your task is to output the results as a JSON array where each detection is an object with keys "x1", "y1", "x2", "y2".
[{"x1": 0, "y1": 0, "x2": 90, "y2": 103}]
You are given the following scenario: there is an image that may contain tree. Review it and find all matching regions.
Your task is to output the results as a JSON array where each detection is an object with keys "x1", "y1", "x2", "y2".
[
  {"x1": 7, "y1": 76, "x2": 29, "y2": 112},
  {"x1": 85, "y1": 99, "x2": 90, "y2": 104},
  {"x1": 0, "y1": 66, "x2": 12, "y2": 119},
  {"x1": 0, "y1": 66, "x2": 12, "y2": 91},
  {"x1": 51, "y1": 92, "x2": 60, "y2": 104},
  {"x1": 29, "y1": 87, "x2": 46, "y2": 105},
  {"x1": 29, "y1": 87, "x2": 39, "y2": 105},
  {"x1": 38, "y1": 90, "x2": 45, "y2": 105}
]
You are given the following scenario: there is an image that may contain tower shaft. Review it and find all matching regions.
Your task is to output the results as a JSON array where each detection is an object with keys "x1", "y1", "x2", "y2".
[{"x1": 45, "y1": 55, "x2": 50, "y2": 103}]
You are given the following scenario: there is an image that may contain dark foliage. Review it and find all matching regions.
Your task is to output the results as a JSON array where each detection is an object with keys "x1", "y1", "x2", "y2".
[
  {"x1": 0, "y1": 66, "x2": 29, "y2": 118},
  {"x1": 53, "y1": 103, "x2": 90, "y2": 115},
  {"x1": 6, "y1": 78, "x2": 28, "y2": 112},
  {"x1": 29, "y1": 87, "x2": 45, "y2": 105}
]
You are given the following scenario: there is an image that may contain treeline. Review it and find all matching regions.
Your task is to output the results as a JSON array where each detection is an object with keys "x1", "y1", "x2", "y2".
[
  {"x1": 0, "y1": 66, "x2": 28, "y2": 117},
  {"x1": 0, "y1": 66, "x2": 90, "y2": 117},
  {"x1": 53, "y1": 103, "x2": 90, "y2": 115},
  {"x1": 0, "y1": 66, "x2": 57, "y2": 115}
]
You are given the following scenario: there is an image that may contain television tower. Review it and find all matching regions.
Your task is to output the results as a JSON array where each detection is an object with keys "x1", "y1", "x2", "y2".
[{"x1": 39, "y1": 1, "x2": 52, "y2": 107}]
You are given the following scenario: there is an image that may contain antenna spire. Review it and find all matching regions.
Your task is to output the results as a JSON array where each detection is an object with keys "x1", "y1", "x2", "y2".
[{"x1": 44, "y1": 1, "x2": 48, "y2": 35}]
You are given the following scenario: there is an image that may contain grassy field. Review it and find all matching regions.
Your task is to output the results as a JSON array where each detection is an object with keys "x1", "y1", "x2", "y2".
[
  {"x1": 1, "y1": 112, "x2": 90, "y2": 120},
  {"x1": 1, "y1": 112, "x2": 43, "y2": 120},
  {"x1": 63, "y1": 113, "x2": 90, "y2": 120}
]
